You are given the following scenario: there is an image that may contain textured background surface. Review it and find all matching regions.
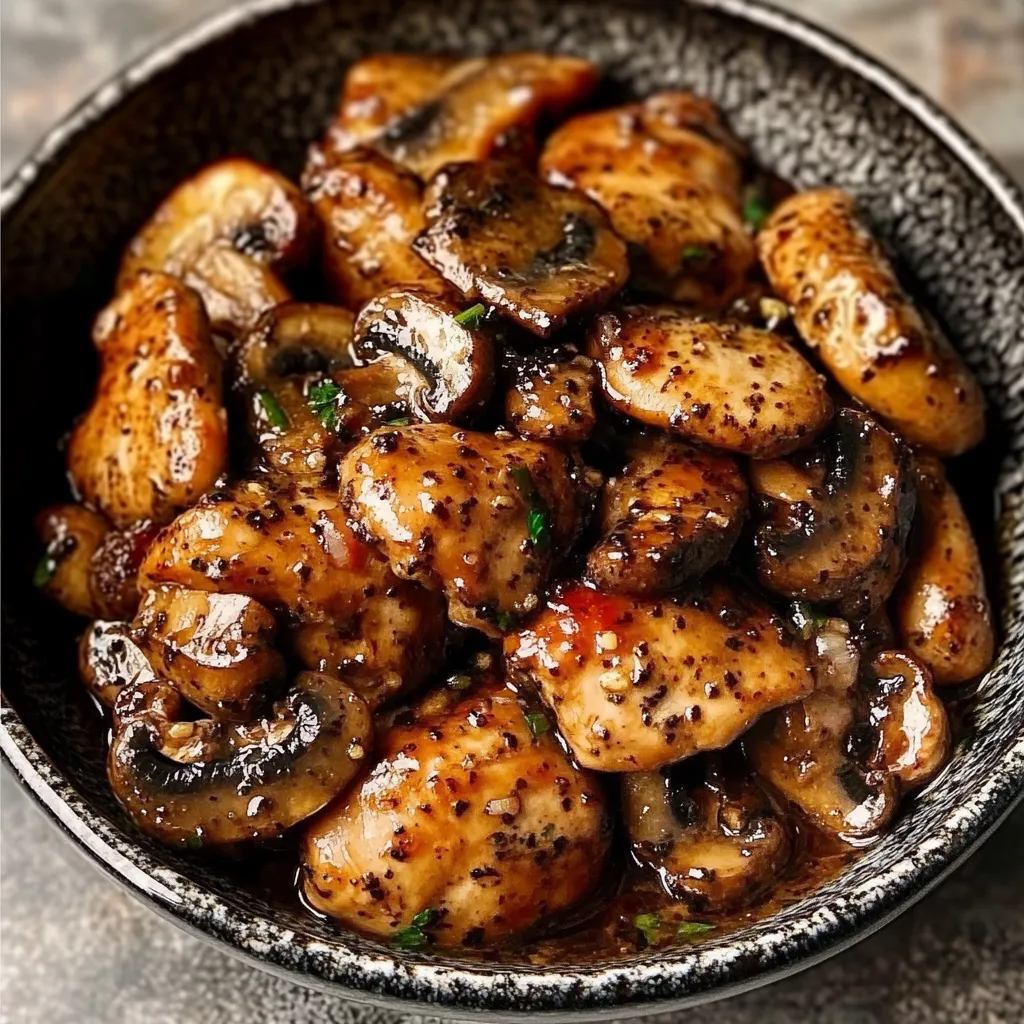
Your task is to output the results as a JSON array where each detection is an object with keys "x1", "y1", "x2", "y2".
[{"x1": 2, "y1": 1, "x2": 1023, "y2": 1022}]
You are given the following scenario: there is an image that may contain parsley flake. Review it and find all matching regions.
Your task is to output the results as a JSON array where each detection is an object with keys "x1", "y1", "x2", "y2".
[
  {"x1": 681, "y1": 244, "x2": 713, "y2": 266},
  {"x1": 33, "y1": 554, "x2": 57, "y2": 589},
  {"x1": 258, "y1": 389, "x2": 289, "y2": 430},
  {"x1": 510, "y1": 466, "x2": 552, "y2": 550},
  {"x1": 393, "y1": 908, "x2": 439, "y2": 949},
  {"x1": 496, "y1": 611, "x2": 516, "y2": 633},
  {"x1": 676, "y1": 921, "x2": 715, "y2": 938},
  {"x1": 308, "y1": 379, "x2": 343, "y2": 429},
  {"x1": 743, "y1": 189, "x2": 770, "y2": 232},
  {"x1": 634, "y1": 912, "x2": 663, "y2": 945},
  {"x1": 454, "y1": 302, "x2": 486, "y2": 328},
  {"x1": 524, "y1": 711, "x2": 549, "y2": 738},
  {"x1": 386, "y1": 416, "x2": 411, "y2": 426}
]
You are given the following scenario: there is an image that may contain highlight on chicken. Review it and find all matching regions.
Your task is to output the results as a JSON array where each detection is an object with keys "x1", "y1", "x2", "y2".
[{"x1": 33, "y1": 47, "x2": 992, "y2": 962}]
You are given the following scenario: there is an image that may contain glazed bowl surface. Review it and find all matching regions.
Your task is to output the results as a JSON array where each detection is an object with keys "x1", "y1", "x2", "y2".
[{"x1": 2, "y1": 0, "x2": 1023, "y2": 1018}]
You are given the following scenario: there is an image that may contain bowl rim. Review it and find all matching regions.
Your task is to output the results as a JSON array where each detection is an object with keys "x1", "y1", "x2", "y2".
[{"x1": 2, "y1": 0, "x2": 1023, "y2": 1017}]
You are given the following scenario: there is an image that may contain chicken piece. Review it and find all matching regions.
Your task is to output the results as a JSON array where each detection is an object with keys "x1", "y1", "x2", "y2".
[
  {"x1": 746, "y1": 618, "x2": 949, "y2": 842},
  {"x1": 78, "y1": 620, "x2": 157, "y2": 707},
  {"x1": 109, "y1": 672, "x2": 371, "y2": 848},
  {"x1": 622, "y1": 751, "x2": 791, "y2": 912},
  {"x1": 34, "y1": 504, "x2": 111, "y2": 617},
  {"x1": 896, "y1": 455, "x2": 994, "y2": 684},
  {"x1": 303, "y1": 147, "x2": 450, "y2": 308},
  {"x1": 415, "y1": 161, "x2": 629, "y2": 338},
  {"x1": 504, "y1": 349, "x2": 598, "y2": 444},
  {"x1": 750, "y1": 408, "x2": 916, "y2": 619},
  {"x1": 587, "y1": 436, "x2": 748, "y2": 595},
  {"x1": 349, "y1": 53, "x2": 598, "y2": 181},
  {"x1": 588, "y1": 306, "x2": 832, "y2": 458},
  {"x1": 341, "y1": 424, "x2": 595, "y2": 637},
  {"x1": 87, "y1": 519, "x2": 163, "y2": 620},
  {"x1": 134, "y1": 586, "x2": 285, "y2": 721},
  {"x1": 300, "y1": 683, "x2": 611, "y2": 946},
  {"x1": 541, "y1": 92, "x2": 755, "y2": 308},
  {"x1": 67, "y1": 273, "x2": 228, "y2": 528},
  {"x1": 505, "y1": 578, "x2": 814, "y2": 772},
  {"x1": 757, "y1": 189, "x2": 985, "y2": 456}
]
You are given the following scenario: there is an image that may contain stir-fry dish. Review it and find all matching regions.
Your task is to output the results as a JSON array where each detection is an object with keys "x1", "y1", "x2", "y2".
[{"x1": 34, "y1": 51, "x2": 995, "y2": 958}]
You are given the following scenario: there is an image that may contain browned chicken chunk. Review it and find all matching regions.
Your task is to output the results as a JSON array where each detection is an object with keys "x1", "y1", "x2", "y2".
[
  {"x1": 505, "y1": 578, "x2": 813, "y2": 772},
  {"x1": 415, "y1": 161, "x2": 629, "y2": 337},
  {"x1": 896, "y1": 454, "x2": 994, "y2": 684},
  {"x1": 300, "y1": 683, "x2": 611, "y2": 946},
  {"x1": 757, "y1": 188, "x2": 985, "y2": 456},
  {"x1": 587, "y1": 436, "x2": 748, "y2": 595},
  {"x1": 34, "y1": 504, "x2": 111, "y2": 618},
  {"x1": 541, "y1": 92, "x2": 755, "y2": 307},
  {"x1": 67, "y1": 272, "x2": 228, "y2": 527},
  {"x1": 588, "y1": 306, "x2": 831, "y2": 457},
  {"x1": 504, "y1": 349, "x2": 598, "y2": 443},
  {"x1": 341, "y1": 424, "x2": 594, "y2": 637}
]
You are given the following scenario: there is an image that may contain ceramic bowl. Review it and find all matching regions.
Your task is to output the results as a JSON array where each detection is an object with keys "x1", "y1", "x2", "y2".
[{"x1": 2, "y1": 0, "x2": 1023, "y2": 1018}]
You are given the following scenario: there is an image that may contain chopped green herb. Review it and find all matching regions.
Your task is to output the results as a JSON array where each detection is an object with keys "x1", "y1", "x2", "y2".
[
  {"x1": 681, "y1": 244, "x2": 712, "y2": 266},
  {"x1": 791, "y1": 600, "x2": 828, "y2": 638},
  {"x1": 527, "y1": 506, "x2": 552, "y2": 549},
  {"x1": 258, "y1": 389, "x2": 289, "y2": 430},
  {"x1": 634, "y1": 912, "x2": 663, "y2": 945},
  {"x1": 676, "y1": 921, "x2": 715, "y2": 938},
  {"x1": 496, "y1": 611, "x2": 516, "y2": 632},
  {"x1": 510, "y1": 466, "x2": 552, "y2": 550},
  {"x1": 524, "y1": 711, "x2": 549, "y2": 738},
  {"x1": 185, "y1": 835, "x2": 203, "y2": 851},
  {"x1": 392, "y1": 926, "x2": 430, "y2": 950},
  {"x1": 449, "y1": 673, "x2": 473, "y2": 691},
  {"x1": 411, "y1": 908, "x2": 439, "y2": 929},
  {"x1": 454, "y1": 302, "x2": 486, "y2": 328},
  {"x1": 743, "y1": 190, "x2": 770, "y2": 232},
  {"x1": 308, "y1": 379, "x2": 343, "y2": 429},
  {"x1": 33, "y1": 554, "x2": 57, "y2": 589},
  {"x1": 386, "y1": 416, "x2": 411, "y2": 427}
]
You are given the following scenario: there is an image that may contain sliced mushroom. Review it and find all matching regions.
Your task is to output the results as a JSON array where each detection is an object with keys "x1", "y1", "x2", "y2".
[
  {"x1": 750, "y1": 407, "x2": 916, "y2": 619},
  {"x1": 504, "y1": 348, "x2": 598, "y2": 443},
  {"x1": 134, "y1": 585, "x2": 286, "y2": 721},
  {"x1": 353, "y1": 53, "x2": 599, "y2": 181},
  {"x1": 67, "y1": 273, "x2": 228, "y2": 527},
  {"x1": 78, "y1": 620, "x2": 156, "y2": 706},
  {"x1": 341, "y1": 424, "x2": 595, "y2": 637},
  {"x1": 34, "y1": 504, "x2": 110, "y2": 617},
  {"x1": 896, "y1": 455, "x2": 994, "y2": 684},
  {"x1": 505, "y1": 577, "x2": 813, "y2": 772},
  {"x1": 622, "y1": 752, "x2": 791, "y2": 912},
  {"x1": 354, "y1": 289, "x2": 495, "y2": 422},
  {"x1": 541, "y1": 92, "x2": 755, "y2": 308},
  {"x1": 109, "y1": 671, "x2": 371, "y2": 847},
  {"x1": 300, "y1": 682, "x2": 610, "y2": 946},
  {"x1": 757, "y1": 188, "x2": 985, "y2": 456},
  {"x1": 588, "y1": 306, "x2": 832, "y2": 457},
  {"x1": 587, "y1": 435, "x2": 748, "y2": 595},
  {"x1": 302, "y1": 146, "x2": 450, "y2": 308},
  {"x1": 414, "y1": 161, "x2": 629, "y2": 338}
]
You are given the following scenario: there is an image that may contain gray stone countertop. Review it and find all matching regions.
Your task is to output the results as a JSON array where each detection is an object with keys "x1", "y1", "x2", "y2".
[{"x1": 2, "y1": 2, "x2": 1023, "y2": 1022}]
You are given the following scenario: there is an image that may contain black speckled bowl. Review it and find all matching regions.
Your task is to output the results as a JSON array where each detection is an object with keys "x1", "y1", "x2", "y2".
[{"x1": 2, "y1": 0, "x2": 1023, "y2": 1018}]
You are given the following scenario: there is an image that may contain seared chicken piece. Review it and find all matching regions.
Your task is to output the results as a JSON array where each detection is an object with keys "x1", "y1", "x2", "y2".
[
  {"x1": 541, "y1": 92, "x2": 755, "y2": 308},
  {"x1": 67, "y1": 273, "x2": 228, "y2": 528},
  {"x1": 505, "y1": 578, "x2": 813, "y2": 772},
  {"x1": 87, "y1": 519, "x2": 163, "y2": 620},
  {"x1": 341, "y1": 424, "x2": 594, "y2": 637},
  {"x1": 896, "y1": 455, "x2": 993, "y2": 684},
  {"x1": 78, "y1": 620, "x2": 157, "y2": 707},
  {"x1": 504, "y1": 349, "x2": 598, "y2": 443},
  {"x1": 300, "y1": 683, "x2": 611, "y2": 946},
  {"x1": 134, "y1": 586, "x2": 285, "y2": 721},
  {"x1": 750, "y1": 408, "x2": 916, "y2": 619},
  {"x1": 348, "y1": 53, "x2": 598, "y2": 181},
  {"x1": 622, "y1": 752, "x2": 791, "y2": 912},
  {"x1": 109, "y1": 672, "x2": 371, "y2": 848},
  {"x1": 588, "y1": 306, "x2": 831, "y2": 458},
  {"x1": 587, "y1": 436, "x2": 748, "y2": 595},
  {"x1": 415, "y1": 161, "x2": 629, "y2": 338},
  {"x1": 757, "y1": 188, "x2": 985, "y2": 456},
  {"x1": 303, "y1": 147, "x2": 450, "y2": 308},
  {"x1": 746, "y1": 617, "x2": 949, "y2": 841}
]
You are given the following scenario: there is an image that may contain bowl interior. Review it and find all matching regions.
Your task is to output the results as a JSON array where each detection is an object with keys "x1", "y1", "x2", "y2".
[{"x1": 3, "y1": 0, "x2": 1023, "y2": 1015}]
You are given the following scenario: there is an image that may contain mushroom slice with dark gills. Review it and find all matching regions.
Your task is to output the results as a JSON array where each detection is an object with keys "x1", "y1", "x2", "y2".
[
  {"x1": 67, "y1": 272, "x2": 228, "y2": 528},
  {"x1": 354, "y1": 289, "x2": 496, "y2": 423},
  {"x1": 414, "y1": 161, "x2": 629, "y2": 338},
  {"x1": 341, "y1": 424, "x2": 595, "y2": 638},
  {"x1": 504, "y1": 348, "x2": 599, "y2": 444},
  {"x1": 746, "y1": 617, "x2": 950, "y2": 842},
  {"x1": 134, "y1": 586, "x2": 286, "y2": 721},
  {"x1": 359, "y1": 53, "x2": 599, "y2": 181},
  {"x1": 750, "y1": 407, "x2": 916, "y2": 620},
  {"x1": 300, "y1": 682, "x2": 611, "y2": 947},
  {"x1": 302, "y1": 147, "x2": 451, "y2": 309},
  {"x1": 622, "y1": 751, "x2": 791, "y2": 912},
  {"x1": 540, "y1": 92, "x2": 755, "y2": 309},
  {"x1": 108, "y1": 671, "x2": 372, "y2": 848},
  {"x1": 757, "y1": 188, "x2": 984, "y2": 456},
  {"x1": 587, "y1": 435, "x2": 748, "y2": 595},
  {"x1": 588, "y1": 306, "x2": 832, "y2": 458},
  {"x1": 896, "y1": 454, "x2": 994, "y2": 685},
  {"x1": 78, "y1": 621, "x2": 157, "y2": 707},
  {"x1": 504, "y1": 578, "x2": 813, "y2": 772}
]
